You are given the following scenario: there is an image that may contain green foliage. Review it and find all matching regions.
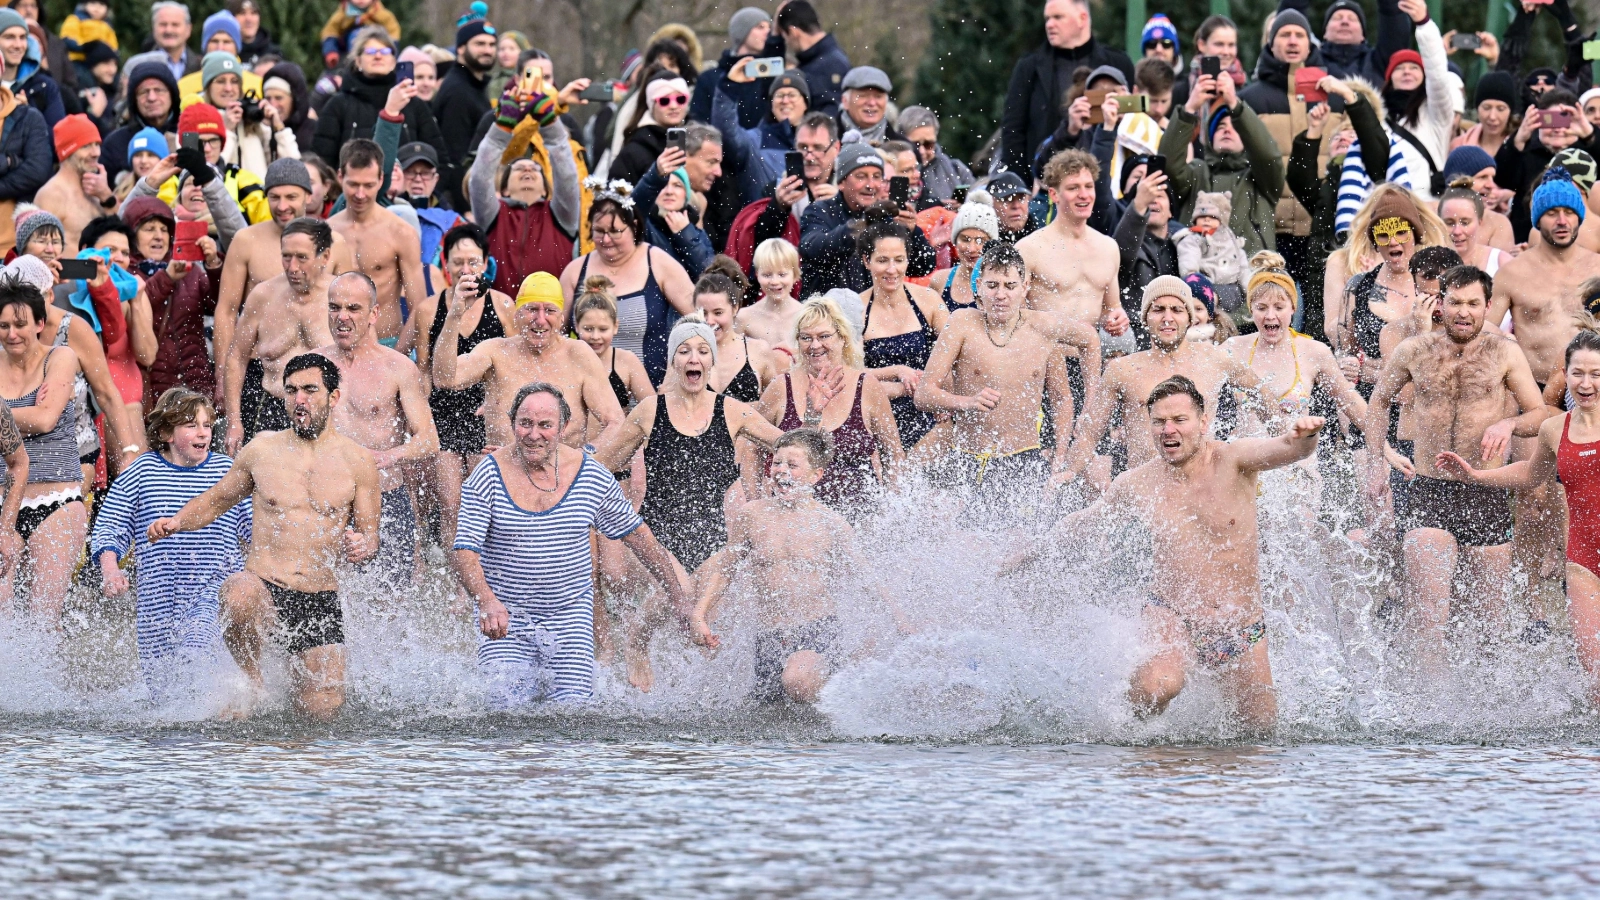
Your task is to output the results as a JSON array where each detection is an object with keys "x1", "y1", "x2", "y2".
[{"x1": 912, "y1": 0, "x2": 1045, "y2": 163}]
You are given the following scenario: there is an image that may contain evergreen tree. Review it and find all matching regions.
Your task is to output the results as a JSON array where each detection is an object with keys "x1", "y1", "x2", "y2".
[{"x1": 912, "y1": 0, "x2": 1046, "y2": 165}]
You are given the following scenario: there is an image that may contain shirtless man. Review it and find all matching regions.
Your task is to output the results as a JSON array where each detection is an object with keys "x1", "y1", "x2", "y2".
[
  {"x1": 1365, "y1": 265, "x2": 1551, "y2": 656},
  {"x1": 213, "y1": 158, "x2": 354, "y2": 394},
  {"x1": 327, "y1": 139, "x2": 427, "y2": 351},
  {"x1": 915, "y1": 241, "x2": 1101, "y2": 515},
  {"x1": 1017, "y1": 376, "x2": 1324, "y2": 730},
  {"x1": 312, "y1": 272, "x2": 438, "y2": 580},
  {"x1": 149, "y1": 353, "x2": 381, "y2": 719},
  {"x1": 1061, "y1": 277, "x2": 1267, "y2": 486},
  {"x1": 1487, "y1": 174, "x2": 1600, "y2": 586},
  {"x1": 690, "y1": 428, "x2": 898, "y2": 703},
  {"x1": 432, "y1": 271, "x2": 624, "y2": 450},
  {"x1": 34, "y1": 116, "x2": 116, "y2": 252},
  {"x1": 223, "y1": 217, "x2": 335, "y2": 452}
]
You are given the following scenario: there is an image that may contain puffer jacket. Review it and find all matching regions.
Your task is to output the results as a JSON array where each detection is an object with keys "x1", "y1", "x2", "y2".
[
  {"x1": 1158, "y1": 103, "x2": 1285, "y2": 257},
  {"x1": 123, "y1": 196, "x2": 217, "y2": 399},
  {"x1": 264, "y1": 62, "x2": 317, "y2": 159},
  {"x1": 313, "y1": 69, "x2": 447, "y2": 168},
  {"x1": 1239, "y1": 47, "x2": 1332, "y2": 239}
]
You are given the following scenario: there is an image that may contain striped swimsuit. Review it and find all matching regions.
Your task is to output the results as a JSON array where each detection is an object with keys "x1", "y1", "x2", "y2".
[
  {"x1": 89, "y1": 452, "x2": 252, "y2": 701},
  {"x1": 454, "y1": 453, "x2": 642, "y2": 703}
]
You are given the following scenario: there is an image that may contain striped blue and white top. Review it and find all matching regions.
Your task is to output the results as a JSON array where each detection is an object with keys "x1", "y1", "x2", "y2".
[
  {"x1": 90, "y1": 452, "x2": 251, "y2": 615},
  {"x1": 1335, "y1": 133, "x2": 1417, "y2": 238},
  {"x1": 454, "y1": 452, "x2": 642, "y2": 610}
]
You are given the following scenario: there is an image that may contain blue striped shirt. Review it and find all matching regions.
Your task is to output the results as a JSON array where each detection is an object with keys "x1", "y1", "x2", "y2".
[
  {"x1": 90, "y1": 452, "x2": 251, "y2": 660},
  {"x1": 1335, "y1": 133, "x2": 1417, "y2": 238},
  {"x1": 454, "y1": 453, "x2": 641, "y2": 610}
]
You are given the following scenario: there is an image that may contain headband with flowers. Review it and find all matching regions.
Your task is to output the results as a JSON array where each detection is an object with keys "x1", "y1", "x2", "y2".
[{"x1": 584, "y1": 175, "x2": 636, "y2": 209}]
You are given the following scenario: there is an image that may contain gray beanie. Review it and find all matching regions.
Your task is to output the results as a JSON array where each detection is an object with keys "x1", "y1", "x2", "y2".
[
  {"x1": 897, "y1": 106, "x2": 938, "y2": 135},
  {"x1": 833, "y1": 141, "x2": 885, "y2": 183},
  {"x1": 728, "y1": 7, "x2": 770, "y2": 49},
  {"x1": 1268, "y1": 9, "x2": 1313, "y2": 50},
  {"x1": 13, "y1": 205, "x2": 64, "y2": 253},
  {"x1": 264, "y1": 158, "x2": 312, "y2": 193}
]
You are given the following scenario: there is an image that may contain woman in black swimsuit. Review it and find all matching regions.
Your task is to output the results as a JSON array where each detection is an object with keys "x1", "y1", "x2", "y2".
[
  {"x1": 692, "y1": 272, "x2": 787, "y2": 404},
  {"x1": 411, "y1": 224, "x2": 516, "y2": 546},
  {"x1": 857, "y1": 221, "x2": 949, "y2": 449}
]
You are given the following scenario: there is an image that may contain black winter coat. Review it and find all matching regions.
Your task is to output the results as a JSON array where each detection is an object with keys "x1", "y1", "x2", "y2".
[
  {"x1": 0, "y1": 102, "x2": 51, "y2": 203},
  {"x1": 313, "y1": 70, "x2": 447, "y2": 169},
  {"x1": 1001, "y1": 38, "x2": 1134, "y2": 177}
]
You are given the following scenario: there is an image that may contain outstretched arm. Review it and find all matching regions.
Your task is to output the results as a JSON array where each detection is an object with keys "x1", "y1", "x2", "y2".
[
  {"x1": 148, "y1": 454, "x2": 255, "y2": 541},
  {"x1": 623, "y1": 523, "x2": 693, "y2": 622},
  {"x1": 593, "y1": 397, "x2": 655, "y2": 473},
  {"x1": 1230, "y1": 416, "x2": 1326, "y2": 473}
]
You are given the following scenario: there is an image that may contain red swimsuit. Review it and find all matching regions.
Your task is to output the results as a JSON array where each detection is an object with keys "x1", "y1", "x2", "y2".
[{"x1": 1558, "y1": 414, "x2": 1600, "y2": 576}]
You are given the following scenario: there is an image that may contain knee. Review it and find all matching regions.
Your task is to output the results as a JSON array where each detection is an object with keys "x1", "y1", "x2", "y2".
[
  {"x1": 1129, "y1": 658, "x2": 1186, "y2": 713},
  {"x1": 296, "y1": 685, "x2": 345, "y2": 720},
  {"x1": 781, "y1": 651, "x2": 827, "y2": 704}
]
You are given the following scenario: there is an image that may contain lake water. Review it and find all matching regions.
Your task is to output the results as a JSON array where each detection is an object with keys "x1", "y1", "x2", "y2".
[{"x1": 4, "y1": 481, "x2": 1598, "y2": 896}]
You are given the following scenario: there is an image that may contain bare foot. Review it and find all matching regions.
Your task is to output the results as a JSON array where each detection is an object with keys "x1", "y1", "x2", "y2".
[
  {"x1": 216, "y1": 680, "x2": 263, "y2": 721},
  {"x1": 626, "y1": 651, "x2": 654, "y2": 693}
]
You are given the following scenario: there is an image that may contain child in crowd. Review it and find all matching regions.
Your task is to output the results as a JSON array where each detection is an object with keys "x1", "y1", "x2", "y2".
[
  {"x1": 736, "y1": 237, "x2": 803, "y2": 358},
  {"x1": 115, "y1": 128, "x2": 168, "y2": 201},
  {"x1": 59, "y1": 0, "x2": 116, "y2": 62},
  {"x1": 1181, "y1": 271, "x2": 1236, "y2": 344},
  {"x1": 1174, "y1": 192, "x2": 1249, "y2": 321}
]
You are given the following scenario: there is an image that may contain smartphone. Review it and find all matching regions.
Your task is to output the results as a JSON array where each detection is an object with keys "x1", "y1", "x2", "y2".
[
  {"x1": 743, "y1": 57, "x2": 785, "y2": 79},
  {"x1": 1200, "y1": 55, "x2": 1221, "y2": 78},
  {"x1": 1450, "y1": 33, "x2": 1483, "y2": 51},
  {"x1": 395, "y1": 61, "x2": 413, "y2": 83},
  {"x1": 1294, "y1": 67, "x2": 1328, "y2": 104},
  {"x1": 1146, "y1": 155, "x2": 1166, "y2": 175},
  {"x1": 181, "y1": 132, "x2": 200, "y2": 152},
  {"x1": 518, "y1": 64, "x2": 544, "y2": 98},
  {"x1": 579, "y1": 80, "x2": 616, "y2": 102},
  {"x1": 57, "y1": 258, "x2": 98, "y2": 280},
  {"x1": 1086, "y1": 88, "x2": 1108, "y2": 124},
  {"x1": 1115, "y1": 94, "x2": 1148, "y2": 114},
  {"x1": 889, "y1": 176, "x2": 910, "y2": 208},
  {"x1": 784, "y1": 150, "x2": 805, "y2": 181},
  {"x1": 1544, "y1": 108, "x2": 1574, "y2": 128},
  {"x1": 1585, "y1": 40, "x2": 1600, "y2": 61},
  {"x1": 667, "y1": 127, "x2": 686, "y2": 152},
  {"x1": 951, "y1": 185, "x2": 968, "y2": 205},
  {"x1": 172, "y1": 221, "x2": 208, "y2": 262}
]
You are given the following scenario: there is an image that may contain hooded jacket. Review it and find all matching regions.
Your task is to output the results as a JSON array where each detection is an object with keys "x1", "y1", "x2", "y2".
[
  {"x1": 634, "y1": 166, "x2": 716, "y2": 279},
  {"x1": 11, "y1": 36, "x2": 64, "y2": 128},
  {"x1": 1158, "y1": 102, "x2": 1285, "y2": 257},
  {"x1": 123, "y1": 196, "x2": 217, "y2": 398},
  {"x1": 101, "y1": 62, "x2": 180, "y2": 182},
  {"x1": 314, "y1": 68, "x2": 447, "y2": 170},
  {"x1": 1001, "y1": 37, "x2": 1136, "y2": 177},
  {"x1": 264, "y1": 62, "x2": 317, "y2": 154},
  {"x1": 1239, "y1": 45, "x2": 1332, "y2": 238}
]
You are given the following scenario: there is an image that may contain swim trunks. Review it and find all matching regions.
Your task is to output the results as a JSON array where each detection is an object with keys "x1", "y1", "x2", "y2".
[
  {"x1": 752, "y1": 615, "x2": 840, "y2": 702},
  {"x1": 1400, "y1": 474, "x2": 1513, "y2": 546},
  {"x1": 942, "y1": 447, "x2": 1050, "y2": 524},
  {"x1": 1143, "y1": 596, "x2": 1268, "y2": 667},
  {"x1": 264, "y1": 581, "x2": 344, "y2": 654}
]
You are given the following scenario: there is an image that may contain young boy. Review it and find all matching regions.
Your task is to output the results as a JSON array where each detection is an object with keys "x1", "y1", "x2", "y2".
[
  {"x1": 60, "y1": 0, "x2": 117, "y2": 62},
  {"x1": 736, "y1": 237, "x2": 804, "y2": 359},
  {"x1": 691, "y1": 428, "x2": 867, "y2": 704}
]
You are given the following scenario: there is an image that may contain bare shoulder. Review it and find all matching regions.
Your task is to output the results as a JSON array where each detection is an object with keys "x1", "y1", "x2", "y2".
[
  {"x1": 564, "y1": 336, "x2": 603, "y2": 365},
  {"x1": 945, "y1": 307, "x2": 983, "y2": 333},
  {"x1": 1295, "y1": 334, "x2": 1338, "y2": 366},
  {"x1": 907, "y1": 282, "x2": 942, "y2": 311},
  {"x1": 1220, "y1": 334, "x2": 1252, "y2": 357},
  {"x1": 377, "y1": 345, "x2": 424, "y2": 378},
  {"x1": 1084, "y1": 228, "x2": 1118, "y2": 252},
  {"x1": 334, "y1": 433, "x2": 381, "y2": 472},
  {"x1": 1014, "y1": 228, "x2": 1049, "y2": 255}
]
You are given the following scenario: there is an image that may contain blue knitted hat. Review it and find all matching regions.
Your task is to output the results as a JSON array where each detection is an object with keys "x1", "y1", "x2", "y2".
[
  {"x1": 1141, "y1": 15, "x2": 1179, "y2": 57},
  {"x1": 1532, "y1": 166, "x2": 1586, "y2": 226},
  {"x1": 1443, "y1": 145, "x2": 1495, "y2": 183}
]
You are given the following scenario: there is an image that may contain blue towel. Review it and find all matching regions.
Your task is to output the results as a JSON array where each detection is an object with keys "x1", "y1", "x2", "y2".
[{"x1": 66, "y1": 248, "x2": 139, "y2": 334}]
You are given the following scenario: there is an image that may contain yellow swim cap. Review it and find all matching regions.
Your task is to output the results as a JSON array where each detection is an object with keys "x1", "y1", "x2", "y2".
[{"x1": 515, "y1": 271, "x2": 564, "y2": 310}]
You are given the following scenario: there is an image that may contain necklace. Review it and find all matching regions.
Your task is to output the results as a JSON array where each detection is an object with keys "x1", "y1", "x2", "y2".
[
  {"x1": 984, "y1": 311, "x2": 1023, "y2": 348},
  {"x1": 514, "y1": 446, "x2": 560, "y2": 493}
]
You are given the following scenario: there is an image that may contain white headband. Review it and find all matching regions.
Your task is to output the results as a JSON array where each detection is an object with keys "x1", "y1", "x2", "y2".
[{"x1": 646, "y1": 77, "x2": 690, "y2": 105}]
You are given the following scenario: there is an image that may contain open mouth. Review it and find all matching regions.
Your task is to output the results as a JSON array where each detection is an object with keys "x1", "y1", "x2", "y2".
[
  {"x1": 1260, "y1": 322, "x2": 1284, "y2": 337},
  {"x1": 683, "y1": 365, "x2": 704, "y2": 384},
  {"x1": 1160, "y1": 436, "x2": 1182, "y2": 451}
]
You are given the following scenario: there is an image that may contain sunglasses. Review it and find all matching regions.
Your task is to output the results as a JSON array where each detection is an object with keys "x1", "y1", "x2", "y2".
[
  {"x1": 655, "y1": 94, "x2": 689, "y2": 107},
  {"x1": 1145, "y1": 39, "x2": 1175, "y2": 49},
  {"x1": 363, "y1": 46, "x2": 394, "y2": 57},
  {"x1": 913, "y1": 140, "x2": 938, "y2": 152}
]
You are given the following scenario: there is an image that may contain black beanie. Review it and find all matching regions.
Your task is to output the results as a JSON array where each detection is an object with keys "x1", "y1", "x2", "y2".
[
  {"x1": 1474, "y1": 71, "x2": 1516, "y2": 109},
  {"x1": 1323, "y1": 0, "x2": 1367, "y2": 36}
]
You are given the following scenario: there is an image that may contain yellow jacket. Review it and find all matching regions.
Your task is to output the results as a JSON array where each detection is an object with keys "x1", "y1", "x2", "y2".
[
  {"x1": 59, "y1": 15, "x2": 118, "y2": 59},
  {"x1": 157, "y1": 166, "x2": 270, "y2": 226},
  {"x1": 320, "y1": 1, "x2": 402, "y2": 43},
  {"x1": 178, "y1": 70, "x2": 264, "y2": 105}
]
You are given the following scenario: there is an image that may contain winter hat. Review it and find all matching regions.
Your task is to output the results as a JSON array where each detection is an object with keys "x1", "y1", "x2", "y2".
[
  {"x1": 1581, "y1": 87, "x2": 1600, "y2": 112},
  {"x1": 0, "y1": 9, "x2": 26, "y2": 38},
  {"x1": 120, "y1": 195, "x2": 175, "y2": 233},
  {"x1": 178, "y1": 102, "x2": 226, "y2": 138},
  {"x1": 202, "y1": 10, "x2": 242, "y2": 52},
  {"x1": 897, "y1": 106, "x2": 938, "y2": 135},
  {"x1": 265, "y1": 158, "x2": 313, "y2": 193},
  {"x1": 2, "y1": 254, "x2": 53, "y2": 295},
  {"x1": 201, "y1": 51, "x2": 242, "y2": 90},
  {"x1": 728, "y1": 7, "x2": 770, "y2": 48},
  {"x1": 1367, "y1": 188, "x2": 1422, "y2": 234},
  {"x1": 1532, "y1": 167, "x2": 1586, "y2": 225},
  {"x1": 1086, "y1": 64, "x2": 1127, "y2": 90},
  {"x1": 1183, "y1": 273, "x2": 1218, "y2": 318},
  {"x1": 52, "y1": 114, "x2": 99, "y2": 162},
  {"x1": 127, "y1": 127, "x2": 169, "y2": 166},
  {"x1": 1526, "y1": 68, "x2": 1558, "y2": 90},
  {"x1": 1323, "y1": 0, "x2": 1367, "y2": 36},
  {"x1": 950, "y1": 196, "x2": 999, "y2": 242},
  {"x1": 1552, "y1": 148, "x2": 1599, "y2": 193},
  {"x1": 834, "y1": 141, "x2": 885, "y2": 182},
  {"x1": 1384, "y1": 50, "x2": 1422, "y2": 85},
  {"x1": 1443, "y1": 146, "x2": 1495, "y2": 182},
  {"x1": 841, "y1": 66, "x2": 893, "y2": 94},
  {"x1": 13, "y1": 205, "x2": 64, "y2": 252},
  {"x1": 1474, "y1": 71, "x2": 1516, "y2": 109},
  {"x1": 1141, "y1": 274, "x2": 1194, "y2": 319},
  {"x1": 1267, "y1": 8, "x2": 1313, "y2": 48},
  {"x1": 80, "y1": 39, "x2": 118, "y2": 68},
  {"x1": 769, "y1": 70, "x2": 810, "y2": 104},
  {"x1": 619, "y1": 49, "x2": 644, "y2": 83},
  {"x1": 399, "y1": 46, "x2": 433, "y2": 68},
  {"x1": 667, "y1": 317, "x2": 718, "y2": 364},
  {"x1": 1205, "y1": 104, "x2": 1233, "y2": 146},
  {"x1": 455, "y1": 18, "x2": 496, "y2": 49},
  {"x1": 646, "y1": 77, "x2": 691, "y2": 105},
  {"x1": 1191, "y1": 191, "x2": 1231, "y2": 223},
  {"x1": 1141, "y1": 14, "x2": 1179, "y2": 56}
]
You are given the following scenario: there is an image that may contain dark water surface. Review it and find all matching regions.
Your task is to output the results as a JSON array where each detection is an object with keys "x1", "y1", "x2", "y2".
[{"x1": 2, "y1": 726, "x2": 1596, "y2": 898}]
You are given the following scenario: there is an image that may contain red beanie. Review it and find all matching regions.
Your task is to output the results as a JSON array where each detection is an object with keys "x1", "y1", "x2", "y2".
[
  {"x1": 177, "y1": 102, "x2": 225, "y2": 138},
  {"x1": 52, "y1": 113, "x2": 99, "y2": 162},
  {"x1": 1385, "y1": 50, "x2": 1423, "y2": 85}
]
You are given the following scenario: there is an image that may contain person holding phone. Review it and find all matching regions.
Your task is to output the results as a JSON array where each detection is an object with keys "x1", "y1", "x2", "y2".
[
  {"x1": 312, "y1": 26, "x2": 447, "y2": 193},
  {"x1": 712, "y1": 61, "x2": 809, "y2": 192},
  {"x1": 609, "y1": 74, "x2": 693, "y2": 189},
  {"x1": 1501, "y1": 88, "x2": 1600, "y2": 239},
  {"x1": 689, "y1": 6, "x2": 777, "y2": 129}
]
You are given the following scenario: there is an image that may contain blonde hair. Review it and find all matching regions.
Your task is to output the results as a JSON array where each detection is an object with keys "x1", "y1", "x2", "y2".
[
  {"x1": 1343, "y1": 184, "x2": 1448, "y2": 273},
  {"x1": 571, "y1": 275, "x2": 618, "y2": 327},
  {"x1": 753, "y1": 237, "x2": 799, "y2": 278},
  {"x1": 1246, "y1": 250, "x2": 1299, "y2": 313},
  {"x1": 145, "y1": 388, "x2": 215, "y2": 451},
  {"x1": 794, "y1": 295, "x2": 863, "y2": 368}
]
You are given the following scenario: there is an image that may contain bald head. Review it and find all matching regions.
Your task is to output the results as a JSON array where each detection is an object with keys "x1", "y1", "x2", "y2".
[{"x1": 328, "y1": 271, "x2": 379, "y2": 348}]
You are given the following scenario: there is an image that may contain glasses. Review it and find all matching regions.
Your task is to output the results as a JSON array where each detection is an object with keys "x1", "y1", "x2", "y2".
[
  {"x1": 363, "y1": 46, "x2": 395, "y2": 57},
  {"x1": 1371, "y1": 218, "x2": 1414, "y2": 246},
  {"x1": 1145, "y1": 39, "x2": 1175, "y2": 49},
  {"x1": 954, "y1": 233, "x2": 988, "y2": 247},
  {"x1": 913, "y1": 140, "x2": 938, "y2": 152},
  {"x1": 797, "y1": 140, "x2": 836, "y2": 157},
  {"x1": 592, "y1": 226, "x2": 631, "y2": 242},
  {"x1": 655, "y1": 94, "x2": 688, "y2": 107},
  {"x1": 797, "y1": 331, "x2": 837, "y2": 345}
]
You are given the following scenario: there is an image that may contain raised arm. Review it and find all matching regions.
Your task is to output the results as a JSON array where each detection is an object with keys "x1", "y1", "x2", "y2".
[
  {"x1": 430, "y1": 290, "x2": 497, "y2": 390},
  {"x1": 1229, "y1": 416, "x2": 1325, "y2": 473},
  {"x1": 592, "y1": 395, "x2": 656, "y2": 473}
]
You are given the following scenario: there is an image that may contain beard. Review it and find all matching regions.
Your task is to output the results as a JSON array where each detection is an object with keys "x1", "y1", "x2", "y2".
[
  {"x1": 290, "y1": 404, "x2": 328, "y2": 439},
  {"x1": 1540, "y1": 222, "x2": 1580, "y2": 249}
]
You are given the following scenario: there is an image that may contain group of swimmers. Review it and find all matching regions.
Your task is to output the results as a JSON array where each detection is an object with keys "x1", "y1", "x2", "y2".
[{"x1": 2, "y1": 150, "x2": 1598, "y2": 730}]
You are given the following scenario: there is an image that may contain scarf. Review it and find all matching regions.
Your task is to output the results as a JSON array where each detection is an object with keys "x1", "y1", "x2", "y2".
[
  {"x1": 65, "y1": 248, "x2": 139, "y2": 334},
  {"x1": 840, "y1": 109, "x2": 887, "y2": 144}
]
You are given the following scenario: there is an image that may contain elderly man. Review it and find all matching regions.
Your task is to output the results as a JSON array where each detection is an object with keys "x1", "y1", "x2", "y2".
[
  {"x1": 799, "y1": 141, "x2": 935, "y2": 293},
  {"x1": 1000, "y1": 0, "x2": 1134, "y2": 179},
  {"x1": 835, "y1": 66, "x2": 902, "y2": 145},
  {"x1": 396, "y1": 141, "x2": 449, "y2": 210},
  {"x1": 101, "y1": 61, "x2": 181, "y2": 182},
  {"x1": 989, "y1": 171, "x2": 1041, "y2": 242},
  {"x1": 125, "y1": 1, "x2": 201, "y2": 81},
  {"x1": 898, "y1": 106, "x2": 972, "y2": 205},
  {"x1": 773, "y1": 0, "x2": 851, "y2": 117},
  {"x1": 432, "y1": 16, "x2": 499, "y2": 211}
]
